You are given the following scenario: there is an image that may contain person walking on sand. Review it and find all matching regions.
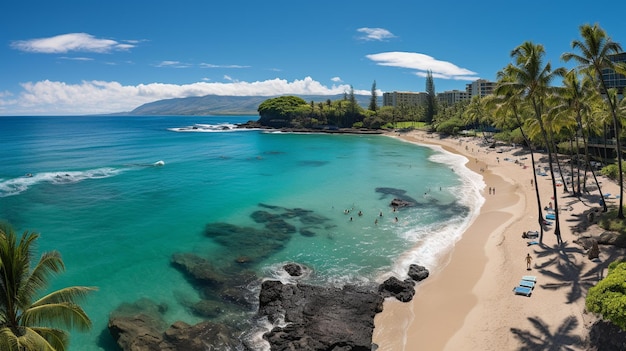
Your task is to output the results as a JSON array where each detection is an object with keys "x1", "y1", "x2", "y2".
[{"x1": 525, "y1": 253, "x2": 532, "y2": 270}]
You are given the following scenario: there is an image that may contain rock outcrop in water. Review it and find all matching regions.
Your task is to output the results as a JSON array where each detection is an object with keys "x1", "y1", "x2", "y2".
[
  {"x1": 258, "y1": 280, "x2": 384, "y2": 351},
  {"x1": 108, "y1": 264, "x2": 430, "y2": 351}
]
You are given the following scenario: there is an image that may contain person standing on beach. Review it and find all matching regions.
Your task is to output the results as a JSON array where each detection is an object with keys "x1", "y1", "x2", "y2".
[{"x1": 526, "y1": 253, "x2": 532, "y2": 270}]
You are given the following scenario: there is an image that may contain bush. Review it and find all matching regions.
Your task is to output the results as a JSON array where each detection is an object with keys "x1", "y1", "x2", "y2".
[
  {"x1": 435, "y1": 117, "x2": 464, "y2": 135},
  {"x1": 600, "y1": 163, "x2": 626, "y2": 181},
  {"x1": 586, "y1": 261, "x2": 626, "y2": 330},
  {"x1": 597, "y1": 208, "x2": 626, "y2": 236}
]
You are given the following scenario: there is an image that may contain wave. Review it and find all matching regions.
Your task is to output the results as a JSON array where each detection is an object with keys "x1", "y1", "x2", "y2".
[
  {"x1": 0, "y1": 167, "x2": 123, "y2": 198},
  {"x1": 168, "y1": 123, "x2": 258, "y2": 133},
  {"x1": 381, "y1": 143, "x2": 486, "y2": 281}
]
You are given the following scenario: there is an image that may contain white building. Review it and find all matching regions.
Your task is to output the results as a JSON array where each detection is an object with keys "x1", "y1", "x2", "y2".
[{"x1": 382, "y1": 91, "x2": 428, "y2": 107}]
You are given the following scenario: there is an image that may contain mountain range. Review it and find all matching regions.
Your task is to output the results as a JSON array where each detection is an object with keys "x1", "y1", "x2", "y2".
[{"x1": 126, "y1": 94, "x2": 376, "y2": 116}]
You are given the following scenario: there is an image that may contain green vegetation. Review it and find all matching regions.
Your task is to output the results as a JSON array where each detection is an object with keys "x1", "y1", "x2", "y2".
[
  {"x1": 0, "y1": 222, "x2": 95, "y2": 351},
  {"x1": 598, "y1": 208, "x2": 626, "y2": 237},
  {"x1": 586, "y1": 261, "x2": 626, "y2": 330}
]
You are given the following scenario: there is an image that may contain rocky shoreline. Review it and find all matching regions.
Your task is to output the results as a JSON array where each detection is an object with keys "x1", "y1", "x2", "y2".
[
  {"x1": 236, "y1": 120, "x2": 384, "y2": 135},
  {"x1": 108, "y1": 263, "x2": 429, "y2": 351}
]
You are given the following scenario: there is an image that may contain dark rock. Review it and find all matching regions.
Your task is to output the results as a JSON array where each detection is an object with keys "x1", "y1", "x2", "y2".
[
  {"x1": 170, "y1": 253, "x2": 227, "y2": 286},
  {"x1": 378, "y1": 277, "x2": 415, "y2": 302},
  {"x1": 108, "y1": 299, "x2": 170, "y2": 351},
  {"x1": 283, "y1": 263, "x2": 304, "y2": 277},
  {"x1": 189, "y1": 299, "x2": 225, "y2": 318},
  {"x1": 407, "y1": 264, "x2": 429, "y2": 281},
  {"x1": 109, "y1": 299, "x2": 243, "y2": 351},
  {"x1": 250, "y1": 210, "x2": 279, "y2": 223},
  {"x1": 588, "y1": 240, "x2": 600, "y2": 260},
  {"x1": 588, "y1": 319, "x2": 626, "y2": 351},
  {"x1": 300, "y1": 227, "x2": 317, "y2": 237},
  {"x1": 390, "y1": 198, "x2": 414, "y2": 209},
  {"x1": 257, "y1": 280, "x2": 383, "y2": 351},
  {"x1": 163, "y1": 321, "x2": 242, "y2": 350}
]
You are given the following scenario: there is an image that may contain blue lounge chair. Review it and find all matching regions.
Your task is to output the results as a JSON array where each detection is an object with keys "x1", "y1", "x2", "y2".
[
  {"x1": 519, "y1": 280, "x2": 535, "y2": 289},
  {"x1": 514, "y1": 286, "x2": 532, "y2": 296},
  {"x1": 522, "y1": 275, "x2": 537, "y2": 282},
  {"x1": 527, "y1": 241, "x2": 539, "y2": 246},
  {"x1": 546, "y1": 213, "x2": 556, "y2": 220}
]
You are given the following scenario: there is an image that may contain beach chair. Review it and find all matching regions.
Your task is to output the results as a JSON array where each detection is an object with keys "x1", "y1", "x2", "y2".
[
  {"x1": 519, "y1": 280, "x2": 535, "y2": 289},
  {"x1": 513, "y1": 286, "x2": 532, "y2": 297},
  {"x1": 527, "y1": 241, "x2": 539, "y2": 246},
  {"x1": 522, "y1": 275, "x2": 537, "y2": 282},
  {"x1": 527, "y1": 230, "x2": 539, "y2": 238},
  {"x1": 545, "y1": 213, "x2": 556, "y2": 220}
]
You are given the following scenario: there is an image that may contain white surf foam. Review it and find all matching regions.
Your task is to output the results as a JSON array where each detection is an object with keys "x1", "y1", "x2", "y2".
[
  {"x1": 0, "y1": 167, "x2": 123, "y2": 197},
  {"x1": 168, "y1": 123, "x2": 257, "y2": 132},
  {"x1": 382, "y1": 143, "x2": 486, "y2": 281}
]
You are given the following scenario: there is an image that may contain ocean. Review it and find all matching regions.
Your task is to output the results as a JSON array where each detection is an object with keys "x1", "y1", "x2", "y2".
[{"x1": 0, "y1": 115, "x2": 484, "y2": 350}]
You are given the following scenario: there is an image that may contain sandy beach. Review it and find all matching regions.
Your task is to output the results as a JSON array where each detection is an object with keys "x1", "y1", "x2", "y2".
[{"x1": 373, "y1": 130, "x2": 625, "y2": 350}]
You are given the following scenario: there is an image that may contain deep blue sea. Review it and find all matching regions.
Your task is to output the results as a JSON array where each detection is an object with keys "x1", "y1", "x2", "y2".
[{"x1": 0, "y1": 115, "x2": 484, "y2": 350}]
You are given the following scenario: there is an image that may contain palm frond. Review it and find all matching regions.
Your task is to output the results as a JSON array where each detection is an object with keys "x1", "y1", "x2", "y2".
[{"x1": 22, "y1": 301, "x2": 93, "y2": 332}]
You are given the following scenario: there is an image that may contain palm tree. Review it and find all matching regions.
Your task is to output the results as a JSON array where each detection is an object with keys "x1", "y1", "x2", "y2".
[
  {"x1": 0, "y1": 222, "x2": 95, "y2": 351},
  {"x1": 551, "y1": 70, "x2": 607, "y2": 210},
  {"x1": 463, "y1": 95, "x2": 491, "y2": 143},
  {"x1": 493, "y1": 67, "x2": 548, "y2": 243},
  {"x1": 562, "y1": 23, "x2": 624, "y2": 218},
  {"x1": 506, "y1": 41, "x2": 566, "y2": 244}
]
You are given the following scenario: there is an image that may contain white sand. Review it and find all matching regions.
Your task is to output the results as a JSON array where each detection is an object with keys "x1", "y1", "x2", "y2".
[{"x1": 373, "y1": 130, "x2": 625, "y2": 350}]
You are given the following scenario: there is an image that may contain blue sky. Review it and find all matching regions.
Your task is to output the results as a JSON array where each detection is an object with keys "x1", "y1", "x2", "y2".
[{"x1": 1, "y1": 1, "x2": 625, "y2": 115}]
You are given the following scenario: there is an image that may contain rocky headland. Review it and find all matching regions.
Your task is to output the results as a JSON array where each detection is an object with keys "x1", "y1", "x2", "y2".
[{"x1": 108, "y1": 263, "x2": 429, "y2": 351}]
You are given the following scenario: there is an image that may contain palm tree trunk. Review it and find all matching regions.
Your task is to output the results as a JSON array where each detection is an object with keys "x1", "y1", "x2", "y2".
[
  {"x1": 513, "y1": 113, "x2": 545, "y2": 242},
  {"x1": 550, "y1": 137, "x2": 569, "y2": 193},
  {"x1": 582, "y1": 123, "x2": 607, "y2": 212}
]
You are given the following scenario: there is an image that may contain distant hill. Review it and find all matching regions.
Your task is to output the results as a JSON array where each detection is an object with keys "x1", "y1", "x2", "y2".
[{"x1": 128, "y1": 94, "x2": 376, "y2": 116}]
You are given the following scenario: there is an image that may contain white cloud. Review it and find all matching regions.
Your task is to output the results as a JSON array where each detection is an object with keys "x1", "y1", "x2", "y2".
[
  {"x1": 0, "y1": 77, "x2": 369, "y2": 115},
  {"x1": 357, "y1": 27, "x2": 396, "y2": 41},
  {"x1": 155, "y1": 61, "x2": 191, "y2": 68},
  {"x1": 200, "y1": 63, "x2": 250, "y2": 69},
  {"x1": 11, "y1": 33, "x2": 135, "y2": 54},
  {"x1": 223, "y1": 75, "x2": 234, "y2": 81},
  {"x1": 59, "y1": 56, "x2": 94, "y2": 61},
  {"x1": 366, "y1": 51, "x2": 480, "y2": 81},
  {"x1": 331, "y1": 77, "x2": 342, "y2": 82}
]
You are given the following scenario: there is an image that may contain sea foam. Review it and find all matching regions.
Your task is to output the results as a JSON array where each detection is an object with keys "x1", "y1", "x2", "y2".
[
  {"x1": 0, "y1": 167, "x2": 123, "y2": 197},
  {"x1": 383, "y1": 143, "x2": 485, "y2": 280}
]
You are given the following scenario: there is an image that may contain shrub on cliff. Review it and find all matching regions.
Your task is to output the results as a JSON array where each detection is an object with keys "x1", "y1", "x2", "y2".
[
  {"x1": 586, "y1": 260, "x2": 626, "y2": 330},
  {"x1": 257, "y1": 96, "x2": 308, "y2": 127}
]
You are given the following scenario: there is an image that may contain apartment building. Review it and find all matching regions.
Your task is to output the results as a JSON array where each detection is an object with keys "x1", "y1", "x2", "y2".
[
  {"x1": 466, "y1": 79, "x2": 496, "y2": 97},
  {"x1": 382, "y1": 91, "x2": 428, "y2": 107},
  {"x1": 437, "y1": 89, "x2": 470, "y2": 105}
]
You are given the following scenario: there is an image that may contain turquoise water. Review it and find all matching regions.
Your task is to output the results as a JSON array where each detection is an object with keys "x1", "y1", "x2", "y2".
[{"x1": 0, "y1": 115, "x2": 484, "y2": 350}]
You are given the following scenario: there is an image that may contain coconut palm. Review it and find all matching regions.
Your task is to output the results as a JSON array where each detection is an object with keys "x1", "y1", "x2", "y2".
[
  {"x1": 505, "y1": 41, "x2": 566, "y2": 244},
  {"x1": 463, "y1": 95, "x2": 492, "y2": 142},
  {"x1": 562, "y1": 23, "x2": 624, "y2": 218},
  {"x1": 550, "y1": 70, "x2": 607, "y2": 210},
  {"x1": 492, "y1": 66, "x2": 548, "y2": 242},
  {"x1": 0, "y1": 222, "x2": 95, "y2": 351}
]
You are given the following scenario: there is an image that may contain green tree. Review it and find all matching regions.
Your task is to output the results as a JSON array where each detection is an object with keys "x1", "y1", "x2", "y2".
[
  {"x1": 562, "y1": 23, "x2": 624, "y2": 218},
  {"x1": 425, "y1": 70, "x2": 437, "y2": 124},
  {"x1": 369, "y1": 80, "x2": 378, "y2": 112},
  {"x1": 505, "y1": 41, "x2": 566, "y2": 244},
  {"x1": 463, "y1": 95, "x2": 491, "y2": 142},
  {"x1": 586, "y1": 261, "x2": 626, "y2": 330},
  {"x1": 0, "y1": 222, "x2": 95, "y2": 351},
  {"x1": 257, "y1": 96, "x2": 308, "y2": 126}
]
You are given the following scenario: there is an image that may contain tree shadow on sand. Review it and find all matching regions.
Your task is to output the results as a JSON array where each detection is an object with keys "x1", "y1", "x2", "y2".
[
  {"x1": 531, "y1": 242, "x2": 623, "y2": 304},
  {"x1": 510, "y1": 315, "x2": 583, "y2": 351}
]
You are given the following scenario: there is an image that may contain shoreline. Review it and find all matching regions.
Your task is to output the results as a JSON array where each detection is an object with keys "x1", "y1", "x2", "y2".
[{"x1": 374, "y1": 130, "x2": 625, "y2": 350}]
